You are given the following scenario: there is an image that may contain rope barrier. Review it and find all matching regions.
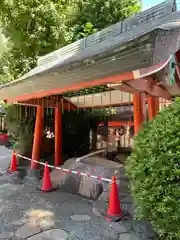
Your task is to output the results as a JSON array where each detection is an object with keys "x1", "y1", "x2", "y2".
[
  {"x1": 14, "y1": 153, "x2": 112, "y2": 183},
  {"x1": 76, "y1": 149, "x2": 105, "y2": 163}
]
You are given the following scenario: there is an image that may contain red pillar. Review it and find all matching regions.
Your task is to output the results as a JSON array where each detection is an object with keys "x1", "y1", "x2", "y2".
[
  {"x1": 133, "y1": 93, "x2": 143, "y2": 136},
  {"x1": 148, "y1": 96, "x2": 156, "y2": 120},
  {"x1": 155, "y1": 97, "x2": 159, "y2": 115},
  {"x1": 31, "y1": 106, "x2": 44, "y2": 169},
  {"x1": 141, "y1": 93, "x2": 147, "y2": 122},
  {"x1": 55, "y1": 107, "x2": 63, "y2": 166}
]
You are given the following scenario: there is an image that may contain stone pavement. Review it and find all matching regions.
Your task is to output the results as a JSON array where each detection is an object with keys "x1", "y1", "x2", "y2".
[
  {"x1": 0, "y1": 176, "x2": 155, "y2": 240},
  {"x1": 0, "y1": 146, "x2": 155, "y2": 240},
  {"x1": 0, "y1": 146, "x2": 12, "y2": 170}
]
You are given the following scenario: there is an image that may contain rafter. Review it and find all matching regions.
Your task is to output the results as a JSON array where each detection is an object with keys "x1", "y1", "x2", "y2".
[
  {"x1": 107, "y1": 82, "x2": 139, "y2": 94},
  {"x1": 124, "y1": 77, "x2": 171, "y2": 100}
]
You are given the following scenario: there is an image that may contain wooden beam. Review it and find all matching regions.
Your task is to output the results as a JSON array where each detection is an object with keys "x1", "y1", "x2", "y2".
[
  {"x1": 125, "y1": 78, "x2": 152, "y2": 92},
  {"x1": 152, "y1": 84, "x2": 171, "y2": 100},
  {"x1": 16, "y1": 96, "x2": 77, "y2": 110},
  {"x1": 125, "y1": 78, "x2": 171, "y2": 100},
  {"x1": 108, "y1": 82, "x2": 139, "y2": 94},
  {"x1": 97, "y1": 121, "x2": 134, "y2": 127},
  {"x1": 5, "y1": 72, "x2": 134, "y2": 103},
  {"x1": 78, "y1": 101, "x2": 133, "y2": 109}
]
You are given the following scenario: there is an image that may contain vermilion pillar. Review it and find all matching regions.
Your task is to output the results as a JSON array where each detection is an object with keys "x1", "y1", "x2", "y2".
[
  {"x1": 148, "y1": 96, "x2": 156, "y2": 121},
  {"x1": 133, "y1": 93, "x2": 143, "y2": 136},
  {"x1": 155, "y1": 97, "x2": 159, "y2": 115},
  {"x1": 141, "y1": 93, "x2": 147, "y2": 123},
  {"x1": 31, "y1": 106, "x2": 44, "y2": 169},
  {"x1": 55, "y1": 107, "x2": 62, "y2": 166}
]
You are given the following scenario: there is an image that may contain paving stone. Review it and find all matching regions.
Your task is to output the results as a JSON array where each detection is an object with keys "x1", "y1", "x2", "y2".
[
  {"x1": 67, "y1": 237, "x2": 80, "y2": 240},
  {"x1": 70, "y1": 214, "x2": 91, "y2": 221},
  {"x1": 109, "y1": 222, "x2": 128, "y2": 233},
  {"x1": 92, "y1": 207, "x2": 102, "y2": 217},
  {"x1": 121, "y1": 196, "x2": 133, "y2": 204},
  {"x1": 12, "y1": 219, "x2": 27, "y2": 225},
  {"x1": 15, "y1": 223, "x2": 41, "y2": 238},
  {"x1": 121, "y1": 203, "x2": 134, "y2": 216},
  {"x1": 0, "y1": 231, "x2": 14, "y2": 239},
  {"x1": 6, "y1": 219, "x2": 27, "y2": 232},
  {"x1": 121, "y1": 220, "x2": 133, "y2": 232},
  {"x1": 118, "y1": 232, "x2": 140, "y2": 240},
  {"x1": 132, "y1": 220, "x2": 154, "y2": 240},
  {"x1": 27, "y1": 229, "x2": 69, "y2": 240}
]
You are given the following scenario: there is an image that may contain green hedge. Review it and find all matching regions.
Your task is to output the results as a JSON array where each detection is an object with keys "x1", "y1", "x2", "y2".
[
  {"x1": 126, "y1": 98, "x2": 180, "y2": 240},
  {"x1": 4, "y1": 104, "x2": 34, "y2": 154}
]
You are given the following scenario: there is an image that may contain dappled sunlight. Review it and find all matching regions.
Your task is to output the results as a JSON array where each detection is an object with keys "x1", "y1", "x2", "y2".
[{"x1": 25, "y1": 209, "x2": 55, "y2": 229}]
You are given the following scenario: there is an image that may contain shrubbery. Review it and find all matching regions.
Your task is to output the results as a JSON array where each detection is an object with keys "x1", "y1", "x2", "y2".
[
  {"x1": 4, "y1": 105, "x2": 94, "y2": 160},
  {"x1": 126, "y1": 98, "x2": 180, "y2": 240},
  {"x1": 4, "y1": 104, "x2": 34, "y2": 154}
]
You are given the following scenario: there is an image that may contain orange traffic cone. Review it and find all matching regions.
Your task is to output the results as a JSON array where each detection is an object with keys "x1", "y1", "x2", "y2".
[
  {"x1": 41, "y1": 162, "x2": 53, "y2": 192},
  {"x1": 9, "y1": 150, "x2": 17, "y2": 172},
  {"x1": 105, "y1": 176, "x2": 123, "y2": 222}
]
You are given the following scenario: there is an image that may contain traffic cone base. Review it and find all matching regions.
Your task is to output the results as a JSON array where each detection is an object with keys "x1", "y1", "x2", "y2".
[
  {"x1": 41, "y1": 162, "x2": 52, "y2": 192},
  {"x1": 104, "y1": 176, "x2": 124, "y2": 222},
  {"x1": 8, "y1": 150, "x2": 17, "y2": 172},
  {"x1": 40, "y1": 187, "x2": 55, "y2": 193},
  {"x1": 105, "y1": 213, "x2": 131, "y2": 222},
  {"x1": 40, "y1": 162, "x2": 57, "y2": 193}
]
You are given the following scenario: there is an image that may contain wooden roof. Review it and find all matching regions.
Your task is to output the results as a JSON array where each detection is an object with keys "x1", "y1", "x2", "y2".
[{"x1": 0, "y1": 0, "x2": 179, "y2": 103}]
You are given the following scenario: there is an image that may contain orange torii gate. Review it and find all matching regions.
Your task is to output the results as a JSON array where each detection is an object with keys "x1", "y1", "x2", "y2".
[{"x1": 0, "y1": 0, "x2": 179, "y2": 170}]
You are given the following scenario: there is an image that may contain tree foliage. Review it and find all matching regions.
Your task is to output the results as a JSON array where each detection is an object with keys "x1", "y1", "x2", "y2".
[
  {"x1": 0, "y1": 0, "x2": 70, "y2": 80},
  {"x1": 69, "y1": 0, "x2": 141, "y2": 41},
  {"x1": 0, "y1": 29, "x2": 7, "y2": 55},
  {"x1": 0, "y1": 0, "x2": 140, "y2": 83},
  {"x1": 126, "y1": 98, "x2": 180, "y2": 240}
]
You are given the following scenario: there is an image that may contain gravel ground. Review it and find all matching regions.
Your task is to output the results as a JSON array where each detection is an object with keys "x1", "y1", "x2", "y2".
[{"x1": 0, "y1": 146, "x2": 12, "y2": 169}]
